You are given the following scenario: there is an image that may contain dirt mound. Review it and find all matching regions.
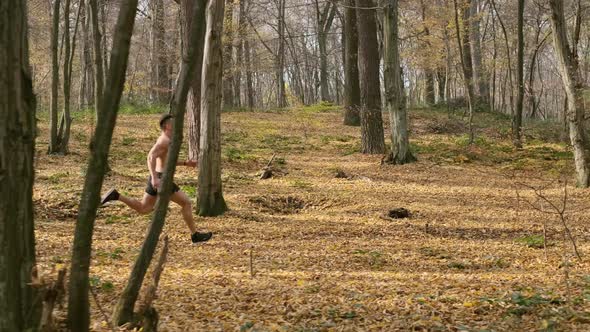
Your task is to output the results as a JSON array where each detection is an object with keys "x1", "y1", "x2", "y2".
[{"x1": 248, "y1": 195, "x2": 306, "y2": 214}]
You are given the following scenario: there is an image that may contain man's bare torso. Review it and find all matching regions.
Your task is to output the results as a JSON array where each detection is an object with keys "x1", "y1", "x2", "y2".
[{"x1": 153, "y1": 134, "x2": 170, "y2": 173}]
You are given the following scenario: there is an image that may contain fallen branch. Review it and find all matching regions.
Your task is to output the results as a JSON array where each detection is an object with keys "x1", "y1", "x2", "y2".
[
  {"x1": 260, "y1": 154, "x2": 276, "y2": 179},
  {"x1": 136, "y1": 235, "x2": 170, "y2": 332}
]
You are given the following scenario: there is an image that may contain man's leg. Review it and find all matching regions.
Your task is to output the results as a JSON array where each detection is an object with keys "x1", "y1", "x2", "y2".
[
  {"x1": 170, "y1": 190, "x2": 197, "y2": 234},
  {"x1": 119, "y1": 193, "x2": 157, "y2": 215}
]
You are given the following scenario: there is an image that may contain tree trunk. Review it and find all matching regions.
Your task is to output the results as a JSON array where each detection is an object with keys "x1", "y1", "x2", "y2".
[
  {"x1": 513, "y1": 0, "x2": 525, "y2": 147},
  {"x1": 150, "y1": 0, "x2": 169, "y2": 103},
  {"x1": 549, "y1": 0, "x2": 590, "y2": 187},
  {"x1": 222, "y1": 0, "x2": 235, "y2": 108},
  {"x1": 356, "y1": 0, "x2": 385, "y2": 154},
  {"x1": 316, "y1": 0, "x2": 336, "y2": 103},
  {"x1": 89, "y1": 0, "x2": 104, "y2": 120},
  {"x1": 234, "y1": 0, "x2": 246, "y2": 108},
  {"x1": 469, "y1": 0, "x2": 489, "y2": 106},
  {"x1": 183, "y1": 0, "x2": 208, "y2": 161},
  {"x1": 383, "y1": 0, "x2": 415, "y2": 165},
  {"x1": 198, "y1": 0, "x2": 228, "y2": 216},
  {"x1": 276, "y1": 0, "x2": 287, "y2": 108},
  {"x1": 112, "y1": 1, "x2": 208, "y2": 325},
  {"x1": 461, "y1": 0, "x2": 475, "y2": 103},
  {"x1": 0, "y1": 1, "x2": 39, "y2": 330},
  {"x1": 343, "y1": 0, "x2": 360, "y2": 126},
  {"x1": 59, "y1": 0, "x2": 73, "y2": 154},
  {"x1": 244, "y1": 38, "x2": 255, "y2": 109},
  {"x1": 420, "y1": 0, "x2": 436, "y2": 106},
  {"x1": 453, "y1": 0, "x2": 475, "y2": 143},
  {"x1": 48, "y1": 0, "x2": 60, "y2": 153},
  {"x1": 79, "y1": 1, "x2": 95, "y2": 109},
  {"x1": 67, "y1": 1, "x2": 139, "y2": 330}
]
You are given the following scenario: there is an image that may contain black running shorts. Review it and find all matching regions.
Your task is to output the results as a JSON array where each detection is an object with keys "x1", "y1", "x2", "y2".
[{"x1": 146, "y1": 172, "x2": 180, "y2": 196}]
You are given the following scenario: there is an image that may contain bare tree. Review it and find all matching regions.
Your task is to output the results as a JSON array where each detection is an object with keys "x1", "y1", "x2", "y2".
[
  {"x1": 315, "y1": 0, "x2": 337, "y2": 102},
  {"x1": 0, "y1": 0, "x2": 39, "y2": 330},
  {"x1": 383, "y1": 0, "x2": 416, "y2": 165},
  {"x1": 343, "y1": 0, "x2": 360, "y2": 126},
  {"x1": 150, "y1": 0, "x2": 169, "y2": 103},
  {"x1": 198, "y1": 0, "x2": 228, "y2": 216},
  {"x1": 112, "y1": 0, "x2": 208, "y2": 325},
  {"x1": 514, "y1": 0, "x2": 525, "y2": 148},
  {"x1": 223, "y1": 0, "x2": 235, "y2": 108},
  {"x1": 549, "y1": 0, "x2": 590, "y2": 187},
  {"x1": 67, "y1": 0, "x2": 139, "y2": 330},
  {"x1": 356, "y1": 0, "x2": 385, "y2": 154}
]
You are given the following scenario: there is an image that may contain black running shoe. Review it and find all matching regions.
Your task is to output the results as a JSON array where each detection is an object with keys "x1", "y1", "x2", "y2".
[
  {"x1": 191, "y1": 231, "x2": 213, "y2": 244},
  {"x1": 100, "y1": 188, "x2": 120, "y2": 205}
]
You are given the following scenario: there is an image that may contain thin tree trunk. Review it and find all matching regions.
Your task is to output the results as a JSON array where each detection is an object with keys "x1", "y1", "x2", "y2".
[
  {"x1": 244, "y1": 38, "x2": 255, "y2": 109},
  {"x1": 343, "y1": 0, "x2": 360, "y2": 126},
  {"x1": 513, "y1": 0, "x2": 525, "y2": 147},
  {"x1": 356, "y1": 0, "x2": 385, "y2": 154},
  {"x1": 549, "y1": 0, "x2": 589, "y2": 187},
  {"x1": 276, "y1": 0, "x2": 287, "y2": 108},
  {"x1": 234, "y1": 0, "x2": 246, "y2": 108},
  {"x1": 315, "y1": 0, "x2": 336, "y2": 102},
  {"x1": 470, "y1": 0, "x2": 489, "y2": 106},
  {"x1": 112, "y1": 1, "x2": 208, "y2": 325},
  {"x1": 222, "y1": 0, "x2": 235, "y2": 108},
  {"x1": 67, "y1": 1, "x2": 139, "y2": 330},
  {"x1": 89, "y1": 0, "x2": 104, "y2": 119},
  {"x1": 453, "y1": 0, "x2": 475, "y2": 143},
  {"x1": 48, "y1": 0, "x2": 60, "y2": 153},
  {"x1": 0, "y1": 0, "x2": 39, "y2": 329},
  {"x1": 420, "y1": 0, "x2": 436, "y2": 106},
  {"x1": 383, "y1": 0, "x2": 416, "y2": 165}
]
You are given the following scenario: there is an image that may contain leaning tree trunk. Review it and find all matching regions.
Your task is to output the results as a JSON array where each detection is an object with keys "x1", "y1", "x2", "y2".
[
  {"x1": 67, "y1": 1, "x2": 139, "y2": 330},
  {"x1": 198, "y1": 0, "x2": 228, "y2": 216},
  {"x1": 383, "y1": 0, "x2": 416, "y2": 165},
  {"x1": 48, "y1": 0, "x2": 60, "y2": 153},
  {"x1": 183, "y1": 0, "x2": 208, "y2": 161},
  {"x1": 549, "y1": 0, "x2": 590, "y2": 187},
  {"x1": 356, "y1": 0, "x2": 385, "y2": 154},
  {"x1": 0, "y1": 1, "x2": 39, "y2": 330},
  {"x1": 343, "y1": 0, "x2": 360, "y2": 126},
  {"x1": 112, "y1": 0, "x2": 208, "y2": 325}
]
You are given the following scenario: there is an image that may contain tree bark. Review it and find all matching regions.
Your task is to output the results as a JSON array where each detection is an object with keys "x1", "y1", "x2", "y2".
[
  {"x1": 67, "y1": 1, "x2": 139, "y2": 330},
  {"x1": 198, "y1": 0, "x2": 228, "y2": 216},
  {"x1": 343, "y1": 0, "x2": 360, "y2": 126},
  {"x1": 112, "y1": 1, "x2": 208, "y2": 325},
  {"x1": 222, "y1": 0, "x2": 235, "y2": 108},
  {"x1": 469, "y1": 0, "x2": 489, "y2": 105},
  {"x1": 0, "y1": 1, "x2": 39, "y2": 330},
  {"x1": 356, "y1": 0, "x2": 385, "y2": 154},
  {"x1": 453, "y1": 0, "x2": 475, "y2": 143},
  {"x1": 383, "y1": 0, "x2": 415, "y2": 165},
  {"x1": 183, "y1": 0, "x2": 208, "y2": 161},
  {"x1": 549, "y1": 0, "x2": 590, "y2": 187},
  {"x1": 79, "y1": 1, "x2": 95, "y2": 109},
  {"x1": 514, "y1": 0, "x2": 525, "y2": 147},
  {"x1": 59, "y1": 0, "x2": 73, "y2": 154},
  {"x1": 276, "y1": 0, "x2": 287, "y2": 108},
  {"x1": 315, "y1": 0, "x2": 337, "y2": 102},
  {"x1": 150, "y1": 0, "x2": 169, "y2": 103},
  {"x1": 234, "y1": 0, "x2": 246, "y2": 108},
  {"x1": 244, "y1": 38, "x2": 255, "y2": 109},
  {"x1": 420, "y1": 0, "x2": 436, "y2": 106},
  {"x1": 48, "y1": 0, "x2": 60, "y2": 153},
  {"x1": 89, "y1": 0, "x2": 104, "y2": 120}
]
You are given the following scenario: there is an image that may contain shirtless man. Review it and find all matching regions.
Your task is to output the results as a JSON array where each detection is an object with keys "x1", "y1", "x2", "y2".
[{"x1": 100, "y1": 114, "x2": 213, "y2": 244}]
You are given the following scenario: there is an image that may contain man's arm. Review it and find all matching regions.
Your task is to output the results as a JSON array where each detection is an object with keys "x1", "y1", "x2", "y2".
[{"x1": 179, "y1": 160, "x2": 197, "y2": 167}]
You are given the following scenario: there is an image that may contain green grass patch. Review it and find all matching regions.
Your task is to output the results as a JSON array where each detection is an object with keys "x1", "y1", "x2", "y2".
[
  {"x1": 224, "y1": 147, "x2": 256, "y2": 162},
  {"x1": 181, "y1": 185, "x2": 196, "y2": 197},
  {"x1": 48, "y1": 172, "x2": 69, "y2": 184},
  {"x1": 300, "y1": 101, "x2": 341, "y2": 114},
  {"x1": 516, "y1": 234, "x2": 545, "y2": 249}
]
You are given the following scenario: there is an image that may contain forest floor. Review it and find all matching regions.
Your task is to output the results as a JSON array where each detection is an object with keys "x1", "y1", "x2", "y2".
[{"x1": 34, "y1": 104, "x2": 590, "y2": 331}]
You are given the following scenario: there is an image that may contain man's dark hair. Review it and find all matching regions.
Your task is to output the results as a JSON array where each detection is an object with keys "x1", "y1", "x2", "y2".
[{"x1": 159, "y1": 114, "x2": 173, "y2": 130}]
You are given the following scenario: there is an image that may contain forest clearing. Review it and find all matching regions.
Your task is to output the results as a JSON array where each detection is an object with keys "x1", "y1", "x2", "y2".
[
  {"x1": 3, "y1": 0, "x2": 590, "y2": 330},
  {"x1": 32, "y1": 106, "x2": 590, "y2": 331}
]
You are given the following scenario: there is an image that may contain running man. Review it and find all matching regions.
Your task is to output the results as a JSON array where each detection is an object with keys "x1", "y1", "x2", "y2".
[{"x1": 100, "y1": 114, "x2": 213, "y2": 244}]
